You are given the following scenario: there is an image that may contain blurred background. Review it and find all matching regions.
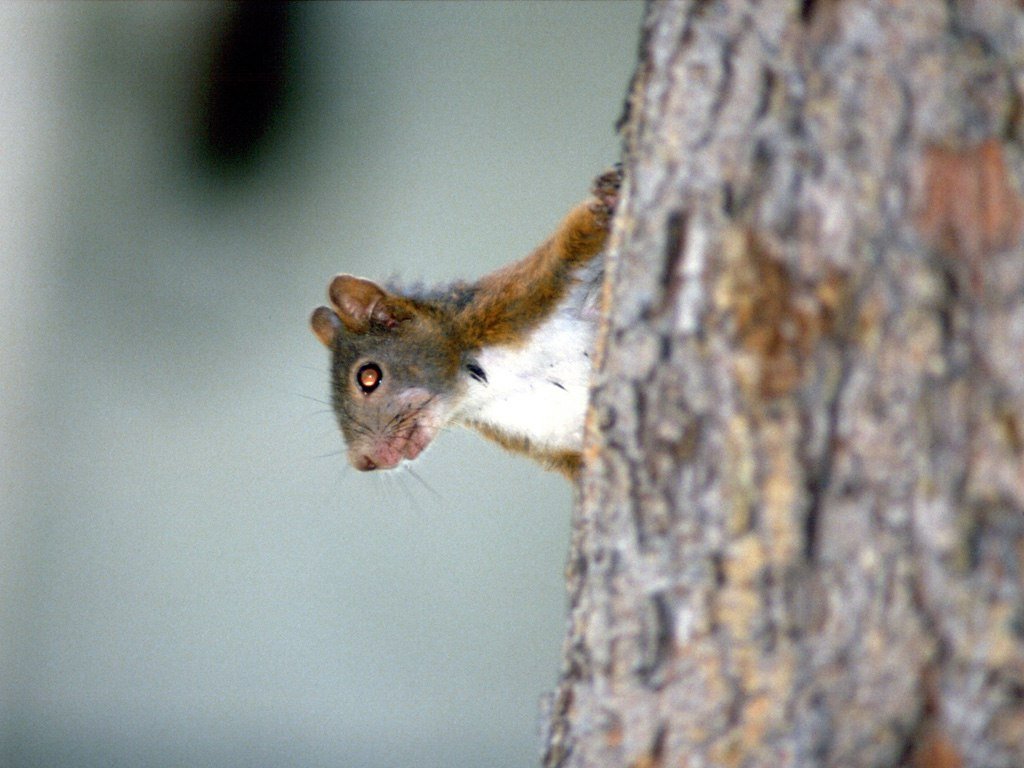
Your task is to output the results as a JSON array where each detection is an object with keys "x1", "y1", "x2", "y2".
[{"x1": 0, "y1": 2, "x2": 641, "y2": 767}]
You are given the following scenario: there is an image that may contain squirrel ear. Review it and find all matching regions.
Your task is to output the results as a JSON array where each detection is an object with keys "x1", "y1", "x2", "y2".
[
  {"x1": 328, "y1": 274, "x2": 403, "y2": 332},
  {"x1": 310, "y1": 306, "x2": 342, "y2": 347}
]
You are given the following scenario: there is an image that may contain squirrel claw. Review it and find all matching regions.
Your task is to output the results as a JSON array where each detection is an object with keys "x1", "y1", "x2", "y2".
[{"x1": 589, "y1": 164, "x2": 623, "y2": 223}]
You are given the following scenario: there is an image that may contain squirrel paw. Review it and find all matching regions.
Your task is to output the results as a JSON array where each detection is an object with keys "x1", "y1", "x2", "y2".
[{"x1": 589, "y1": 163, "x2": 623, "y2": 225}]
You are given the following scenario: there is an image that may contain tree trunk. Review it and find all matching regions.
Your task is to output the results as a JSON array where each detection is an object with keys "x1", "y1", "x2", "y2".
[{"x1": 542, "y1": 1, "x2": 1024, "y2": 766}]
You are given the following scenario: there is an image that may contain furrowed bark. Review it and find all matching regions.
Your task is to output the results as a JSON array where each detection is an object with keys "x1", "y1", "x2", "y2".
[{"x1": 544, "y1": 2, "x2": 1024, "y2": 766}]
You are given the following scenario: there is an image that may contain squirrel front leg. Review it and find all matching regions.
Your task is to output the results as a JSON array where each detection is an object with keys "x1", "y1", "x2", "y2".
[{"x1": 457, "y1": 166, "x2": 621, "y2": 349}]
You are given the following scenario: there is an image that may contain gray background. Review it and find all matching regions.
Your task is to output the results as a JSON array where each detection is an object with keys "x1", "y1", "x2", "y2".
[{"x1": 1, "y1": 2, "x2": 641, "y2": 766}]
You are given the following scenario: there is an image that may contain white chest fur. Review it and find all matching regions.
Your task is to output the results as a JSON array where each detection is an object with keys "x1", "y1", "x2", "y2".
[{"x1": 453, "y1": 266, "x2": 601, "y2": 452}]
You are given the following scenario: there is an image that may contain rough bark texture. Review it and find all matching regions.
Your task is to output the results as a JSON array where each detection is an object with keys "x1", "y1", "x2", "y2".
[{"x1": 543, "y1": 1, "x2": 1024, "y2": 767}]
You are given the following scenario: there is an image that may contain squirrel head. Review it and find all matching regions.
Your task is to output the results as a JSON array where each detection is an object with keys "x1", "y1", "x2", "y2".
[{"x1": 311, "y1": 274, "x2": 464, "y2": 471}]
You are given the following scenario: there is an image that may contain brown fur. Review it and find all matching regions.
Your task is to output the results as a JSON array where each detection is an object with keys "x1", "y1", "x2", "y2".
[
  {"x1": 468, "y1": 419, "x2": 583, "y2": 480},
  {"x1": 457, "y1": 200, "x2": 612, "y2": 350}
]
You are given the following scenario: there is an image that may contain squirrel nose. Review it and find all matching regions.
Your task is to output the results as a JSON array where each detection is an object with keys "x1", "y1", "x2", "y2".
[{"x1": 354, "y1": 455, "x2": 378, "y2": 471}]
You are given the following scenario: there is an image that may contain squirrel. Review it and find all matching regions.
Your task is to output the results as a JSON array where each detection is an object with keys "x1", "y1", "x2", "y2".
[{"x1": 310, "y1": 165, "x2": 621, "y2": 480}]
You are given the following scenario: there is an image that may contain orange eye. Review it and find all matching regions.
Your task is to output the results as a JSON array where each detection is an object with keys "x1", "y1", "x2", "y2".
[{"x1": 356, "y1": 363, "x2": 382, "y2": 394}]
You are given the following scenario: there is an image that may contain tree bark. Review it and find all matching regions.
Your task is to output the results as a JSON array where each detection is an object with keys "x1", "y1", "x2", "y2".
[{"x1": 543, "y1": 1, "x2": 1024, "y2": 766}]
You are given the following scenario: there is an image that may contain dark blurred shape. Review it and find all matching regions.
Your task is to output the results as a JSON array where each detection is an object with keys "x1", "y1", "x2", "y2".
[{"x1": 196, "y1": 2, "x2": 296, "y2": 175}]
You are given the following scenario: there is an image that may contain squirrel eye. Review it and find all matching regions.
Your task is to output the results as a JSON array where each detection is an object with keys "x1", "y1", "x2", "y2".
[{"x1": 355, "y1": 363, "x2": 382, "y2": 394}]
